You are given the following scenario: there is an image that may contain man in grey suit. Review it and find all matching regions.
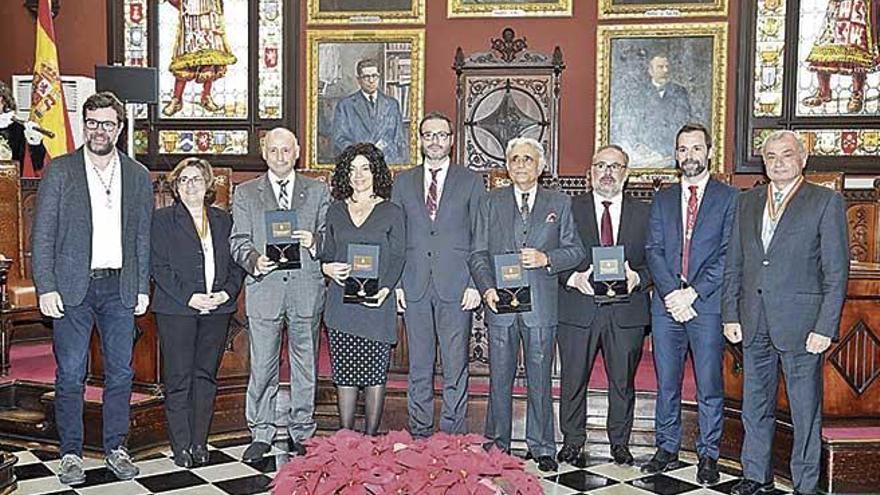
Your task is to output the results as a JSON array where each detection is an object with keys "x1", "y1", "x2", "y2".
[
  {"x1": 392, "y1": 112, "x2": 485, "y2": 438},
  {"x1": 722, "y1": 130, "x2": 849, "y2": 495},
  {"x1": 469, "y1": 137, "x2": 585, "y2": 472},
  {"x1": 32, "y1": 92, "x2": 152, "y2": 485},
  {"x1": 230, "y1": 127, "x2": 331, "y2": 462}
]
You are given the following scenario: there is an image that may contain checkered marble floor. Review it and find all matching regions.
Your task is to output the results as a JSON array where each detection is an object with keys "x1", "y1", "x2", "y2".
[{"x1": 4, "y1": 439, "x2": 794, "y2": 495}]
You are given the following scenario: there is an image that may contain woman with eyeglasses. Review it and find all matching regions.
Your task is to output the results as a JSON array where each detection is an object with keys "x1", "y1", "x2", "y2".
[
  {"x1": 320, "y1": 143, "x2": 405, "y2": 435},
  {"x1": 150, "y1": 157, "x2": 244, "y2": 467}
]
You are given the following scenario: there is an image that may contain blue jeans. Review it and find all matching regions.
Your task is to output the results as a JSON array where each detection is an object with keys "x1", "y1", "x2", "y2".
[{"x1": 53, "y1": 274, "x2": 134, "y2": 456}]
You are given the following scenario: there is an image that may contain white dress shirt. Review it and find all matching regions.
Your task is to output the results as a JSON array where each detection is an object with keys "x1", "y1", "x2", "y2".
[
  {"x1": 423, "y1": 157, "x2": 450, "y2": 203},
  {"x1": 762, "y1": 179, "x2": 800, "y2": 247},
  {"x1": 514, "y1": 184, "x2": 538, "y2": 213},
  {"x1": 592, "y1": 191, "x2": 623, "y2": 244},
  {"x1": 84, "y1": 150, "x2": 123, "y2": 270},
  {"x1": 680, "y1": 173, "x2": 710, "y2": 240},
  {"x1": 201, "y1": 223, "x2": 215, "y2": 293},
  {"x1": 268, "y1": 170, "x2": 295, "y2": 209}
]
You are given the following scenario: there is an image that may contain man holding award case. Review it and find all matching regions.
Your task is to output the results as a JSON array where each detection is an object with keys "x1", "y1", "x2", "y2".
[
  {"x1": 557, "y1": 145, "x2": 651, "y2": 468},
  {"x1": 265, "y1": 210, "x2": 301, "y2": 270},
  {"x1": 469, "y1": 138, "x2": 585, "y2": 472}
]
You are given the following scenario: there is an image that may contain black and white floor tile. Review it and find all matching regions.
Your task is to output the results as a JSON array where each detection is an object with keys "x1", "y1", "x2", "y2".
[{"x1": 3, "y1": 440, "x2": 793, "y2": 495}]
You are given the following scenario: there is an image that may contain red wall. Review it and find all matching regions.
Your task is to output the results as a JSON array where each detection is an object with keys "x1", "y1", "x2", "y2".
[{"x1": 0, "y1": 0, "x2": 752, "y2": 182}]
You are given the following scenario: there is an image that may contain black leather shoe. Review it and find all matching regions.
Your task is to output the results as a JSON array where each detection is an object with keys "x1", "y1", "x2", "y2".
[
  {"x1": 242, "y1": 441, "x2": 271, "y2": 463},
  {"x1": 173, "y1": 449, "x2": 192, "y2": 468},
  {"x1": 288, "y1": 439, "x2": 307, "y2": 457},
  {"x1": 191, "y1": 444, "x2": 209, "y2": 466},
  {"x1": 730, "y1": 479, "x2": 775, "y2": 495},
  {"x1": 535, "y1": 455, "x2": 559, "y2": 472},
  {"x1": 556, "y1": 443, "x2": 582, "y2": 464},
  {"x1": 611, "y1": 444, "x2": 634, "y2": 465},
  {"x1": 696, "y1": 456, "x2": 720, "y2": 485},
  {"x1": 640, "y1": 448, "x2": 678, "y2": 474}
]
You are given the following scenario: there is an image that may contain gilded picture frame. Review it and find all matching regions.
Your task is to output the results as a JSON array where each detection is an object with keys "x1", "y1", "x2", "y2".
[
  {"x1": 306, "y1": 0, "x2": 425, "y2": 25},
  {"x1": 598, "y1": 0, "x2": 727, "y2": 19},
  {"x1": 447, "y1": 0, "x2": 572, "y2": 18},
  {"x1": 306, "y1": 29, "x2": 425, "y2": 170},
  {"x1": 595, "y1": 22, "x2": 728, "y2": 182}
]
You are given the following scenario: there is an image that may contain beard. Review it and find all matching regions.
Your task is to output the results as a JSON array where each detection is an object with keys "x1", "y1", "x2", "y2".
[
  {"x1": 679, "y1": 158, "x2": 707, "y2": 178},
  {"x1": 86, "y1": 135, "x2": 116, "y2": 156}
]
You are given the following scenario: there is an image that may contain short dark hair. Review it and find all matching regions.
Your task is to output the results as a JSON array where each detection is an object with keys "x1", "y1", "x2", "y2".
[
  {"x1": 675, "y1": 123, "x2": 712, "y2": 150},
  {"x1": 82, "y1": 91, "x2": 126, "y2": 123},
  {"x1": 167, "y1": 157, "x2": 217, "y2": 206},
  {"x1": 593, "y1": 144, "x2": 629, "y2": 167},
  {"x1": 0, "y1": 81, "x2": 15, "y2": 112},
  {"x1": 331, "y1": 143, "x2": 394, "y2": 201},
  {"x1": 356, "y1": 59, "x2": 380, "y2": 77},
  {"x1": 419, "y1": 111, "x2": 454, "y2": 135}
]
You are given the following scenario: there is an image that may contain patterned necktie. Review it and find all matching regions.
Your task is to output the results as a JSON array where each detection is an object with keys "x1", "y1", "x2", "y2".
[
  {"x1": 520, "y1": 192, "x2": 530, "y2": 224},
  {"x1": 600, "y1": 201, "x2": 613, "y2": 247},
  {"x1": 763, "y1": 191, "x2": 785, "y2": 249},
  {"x1": 425, "y1": 168, "x2": 440, "y2": 221},
  {"x1": 277, "y1": 179, "x2": 289, "y2": 210},
  {"x1": 681, "y1": 185, "x2": 699, "y2": 280}
]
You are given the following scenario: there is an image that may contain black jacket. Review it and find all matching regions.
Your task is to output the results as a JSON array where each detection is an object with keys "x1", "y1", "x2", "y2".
[{"x1": 150, "y1": 202, "x2": 244, "y2": 315}]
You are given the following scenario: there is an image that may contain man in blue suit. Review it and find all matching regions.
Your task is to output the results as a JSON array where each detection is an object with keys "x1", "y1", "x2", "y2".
[
  {"x1": 644, "y1": 123, "x2": 738, "y2": 485},
  {"x1": 331, "y1": 58, "x2": 407, "y2": 164}
]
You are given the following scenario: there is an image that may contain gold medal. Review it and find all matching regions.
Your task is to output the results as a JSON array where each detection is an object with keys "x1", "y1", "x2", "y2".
[
  {"x1": 510, "y1": 296, "x2": 520, "y2": 308},
  {"x1": 606, "y1": 287, "x2": 616, "y2": 298}
]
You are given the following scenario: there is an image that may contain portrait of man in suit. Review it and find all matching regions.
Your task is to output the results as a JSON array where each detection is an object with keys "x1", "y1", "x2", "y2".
[
  {"x1": 31, "y1": 92, "x2": 153, "y2": 485},
  {"x1": 556, "y1": 144, "x2": 651, "y2": 468},
  {"x1": 721, "y1": 130, "x2": 849, "y2": 495},
  {"x1": 392, "y1": 112, "x2": 485, "y2": 438},
  {"x1": 468, "y1": 137, "x2": 585, "y2": 472},
  {"x1": 644, "y1": 123, "x2": 738, "y2": 485},
  {"x1": 331, "y1": 58, "x2": 406, "y2": 164},
  {"x1": 630, "y1": 54, "x2": 693, "y2": 167},
  {"x1": 229, "y1": 127, "x2": 331, "y2": 463}
]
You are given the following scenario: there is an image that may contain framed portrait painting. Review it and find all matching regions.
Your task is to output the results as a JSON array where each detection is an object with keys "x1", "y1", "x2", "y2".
[
  {"x1": 595, "y1": 23, "x2": 728, "y2": 181},
  {"x1": 306, "y1": 0, "x2": 425, "y2": 25},
  {"x1": 448, "y1": 0, "x2": 572, "y2": 18},
  {"x1": 306, "y1": 29, "x2": 424, "y2": 169},
  {"x1": 736, "y1": 0, "x2": 880, "y2": 174},
  {"x1": 598, "y1": 0, "x2": 727, "y2": 19}
]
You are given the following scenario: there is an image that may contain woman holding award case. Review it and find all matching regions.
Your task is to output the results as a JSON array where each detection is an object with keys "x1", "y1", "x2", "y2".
[
  {"x1": 320, "y1": 143, "x2": 406, "y2": 435},
  {"x1": 150, "y1": 158, "x2": 244, "y2": 467}
]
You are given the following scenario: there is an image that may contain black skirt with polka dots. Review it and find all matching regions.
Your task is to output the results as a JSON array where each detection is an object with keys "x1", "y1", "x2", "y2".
[{"x1": 327, "y1": 328, "x2": 392, "y2": 387}]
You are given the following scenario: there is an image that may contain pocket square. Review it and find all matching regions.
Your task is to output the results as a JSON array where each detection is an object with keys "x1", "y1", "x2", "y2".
[{"x1": 545, "y1": 211, "x2": 558, "y2": 223}]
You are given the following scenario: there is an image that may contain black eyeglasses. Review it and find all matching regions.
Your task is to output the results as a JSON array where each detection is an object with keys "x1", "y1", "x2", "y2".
[
  {"x1": 421, "y1": 131, "x2": 452, "y2": 141},
  {"x1": 593, "y1": 162, "x2": 626, "y2": 173},
  {"x1": 84, "y1": 119, "x2": 119, "y2": 132}
]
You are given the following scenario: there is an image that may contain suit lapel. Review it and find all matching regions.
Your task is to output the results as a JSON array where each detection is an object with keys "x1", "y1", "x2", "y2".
[
  {"x1": 669, "y1": 183, "x2": 683, "y2": 251},
  {"x1": 618, "y1": 196, "x2": 634, "y2": 246},
  {"x1": 580, "y1": 194, "x2": 600, "y2": 247},
  {"x1": 526, "y1": 188, "x2": 549, "y2": 245},
  {"x1": 119, "y1": 154, "x2": 131, "y2": 241},
  {"x1": 174, "y1": 202, "x2": 200, "y2": 245},
  {"x1": 503, "y1": 187, "x2": 518, "y2": 249},
  {"x1": 753, "y1": 187, "x2": 768, "y2": 253},
  {"x1": 412, "y1": 165, "x2": 430, "y2": 222},
  {"x1": 291, "y1": 172, "x2": 307, "y2": 211},
  {"x1": 354, "y1": 94, "x2": 373, "y2": 129},
  {"x1": 767, "y1": 184, "x2": 807, "y2": 254},
  {"x1": 259, "y1": 174, "x2": 280, "y2": 211},
  {"x1": 434, "y1": 165, "x2": 459, "y2": 223},
  {"x1": 72, "y1": 150, "x2": 94, "y2": 246}
]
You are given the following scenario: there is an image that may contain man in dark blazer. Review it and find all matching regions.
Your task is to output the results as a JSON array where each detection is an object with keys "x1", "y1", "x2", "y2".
[
  {"x1": 230, "y1": 128, "x2": 331, "y2": 463},
  {"x1": 392, "y1": 112, "x2": 485, "y2": 438},
  {"x1": 644, "y1": 124, "x2": 738, "y2": 485},
  {"x1": 722, "y1": 130, "x2": 849, "y2": 495},
  {"x1": 469, "y1": 137, "x2": 585, "y2": 472},
  {"x1": 556, "y1": 145, "x2": 651, "y2": 468},
  {"x1": 32, "y1": 92, "x2": 153, "y2": 485}
]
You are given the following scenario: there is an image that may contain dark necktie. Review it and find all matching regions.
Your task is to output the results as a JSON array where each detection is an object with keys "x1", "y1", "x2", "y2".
[
  {"x1": 425, "y1": 168, "x2": 440, "y2": 221},
  {"x1": 520, "y1": 192, "x2": 530, "y2": 224},
  {"x1": 600, "y1": 200, "x2": 613, "y2": 246},
  {"x1": 277, "y1": 179, "x2": 289, "y2": 210},
  {"x1": 681, "y1": 185, "x2": 698, "y2": 279}
]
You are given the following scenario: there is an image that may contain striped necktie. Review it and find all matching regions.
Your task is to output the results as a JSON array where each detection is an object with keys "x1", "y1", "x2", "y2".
[
  {"x1": 277, "y1": 179, "x2": 289, "y2": 209},
  {"x1": 425, "y1": 168, "x2": 440, "y2": 221}
]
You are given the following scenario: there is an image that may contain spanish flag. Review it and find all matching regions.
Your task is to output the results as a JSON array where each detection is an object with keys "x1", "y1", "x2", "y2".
[{"x1": 25, "y1": 0, "x2": 74, "y2": 177}]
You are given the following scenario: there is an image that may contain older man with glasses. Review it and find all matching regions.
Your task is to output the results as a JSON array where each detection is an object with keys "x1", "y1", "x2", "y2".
[{"x1": 556, "y1": 144, "x2": 652, "y2": 468}]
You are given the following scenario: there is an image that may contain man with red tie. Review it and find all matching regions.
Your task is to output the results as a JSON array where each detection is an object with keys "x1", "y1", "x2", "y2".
[
  {"x1": 644, "y1": 124, "x2": 738, "y2": 485},
  {"x1": 556, "y1": 145, "x2": 652, "y2": 468}
]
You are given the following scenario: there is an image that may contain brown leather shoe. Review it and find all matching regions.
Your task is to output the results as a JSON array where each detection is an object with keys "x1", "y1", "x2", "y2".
[
  {"x1": 201, "y1": 95, "x2": 222, "y2": 113},
  {"x1": 162, "y1": 97, "x2": 183, "y2": 117}
]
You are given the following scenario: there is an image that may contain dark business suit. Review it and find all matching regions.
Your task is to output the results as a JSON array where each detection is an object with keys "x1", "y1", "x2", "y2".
[
  {"x1": 392, "y1": 164, "x2": 485, "y2": 437},
  {"x1": 151, "y1": 203, "x2": 244, "y2": 454},
  {"x1": 469, "y1": 186, "x2": 585, "y2": 456},
  {"x1": 557, "y1": 193, "x2": 651, "y2": 449},
  {"x1": 31, "y1": 147, "x2": 153, "y2": 457},
  {"x1": 645, "y1": 179, "x2": 737, "y2": 461},
  {"x1": 332, "y1": 90, "x2": 406, "y2": 163},
  {"x1": 722, "y1": 182, "x2": 848, "y2": 493}
]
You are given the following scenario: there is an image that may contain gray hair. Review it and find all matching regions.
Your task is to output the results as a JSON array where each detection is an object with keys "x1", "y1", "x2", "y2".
[
  {"x1": 594, "y1": 144, "x2": 630, "y2": 167},
  {"x1": 761, "y1": 130, "x2": 807, "y2": 158},
  {"x1": 505, "y1": 137, "x2": 546, "y2": 166}
]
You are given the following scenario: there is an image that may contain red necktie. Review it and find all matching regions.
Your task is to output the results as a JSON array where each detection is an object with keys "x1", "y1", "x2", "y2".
[
  {"x1": 600, "y1": 201, "x2": 613, "y2": 246},
  {"x1": 425, "y1": 168, "x2": 440, "y2": 221},
  {"x1": 681, "y1": 185, "x2": 699, "y2": 280}
]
